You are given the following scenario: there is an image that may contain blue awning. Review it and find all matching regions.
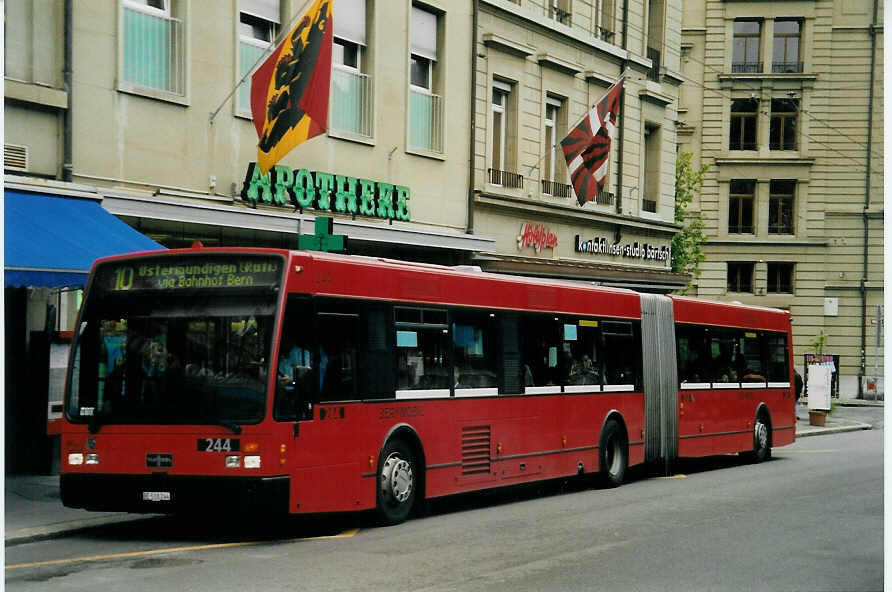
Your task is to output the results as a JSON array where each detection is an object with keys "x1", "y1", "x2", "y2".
[{"x1": 4, "y1": 190, "x2": 164, "y2": 288}]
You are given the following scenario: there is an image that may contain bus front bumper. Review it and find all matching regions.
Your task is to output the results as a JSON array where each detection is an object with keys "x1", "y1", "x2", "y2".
[{"x1": 61, "y1": 473, "x2": 290, "y2": 514}]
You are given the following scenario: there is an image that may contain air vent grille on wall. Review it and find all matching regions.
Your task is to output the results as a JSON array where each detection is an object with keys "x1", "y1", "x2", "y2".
[{"x1": 5, "y1": 144, "x2": 29, "y2": 171}]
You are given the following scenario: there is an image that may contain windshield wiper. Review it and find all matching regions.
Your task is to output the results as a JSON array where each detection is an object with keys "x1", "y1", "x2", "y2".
[
  {"x1": 87, "y1": 412, "x2": 106, "y2": 434},
  {"x1": 214, "y1": 419, "x2": 243, "y2": 434}
]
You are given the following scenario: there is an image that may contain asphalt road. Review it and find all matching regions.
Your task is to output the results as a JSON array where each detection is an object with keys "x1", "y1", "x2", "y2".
[{"x1": 6, "y1": 425, "x2": 884, "y2": 592}]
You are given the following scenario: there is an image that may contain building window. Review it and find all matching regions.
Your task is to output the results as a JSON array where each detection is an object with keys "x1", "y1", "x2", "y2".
[
  {"x1": 489, "y1": 80, "x2": 521, "y2": 188},
  {"x1": 121, "y1": 0, "x2": 185, "y2": 96},
  {"x1": 769, "y1": 179, "x2": 795, "y2": 234},
  {"x1": 728, "y1": 179, "x2": 755, "y2": 234},
  {"x1": 408, "y1": 6, "x2": 443, "y2": 153},
  {"x1": 330, "y1": 0, "x2": 373, "y2": 137},
  {"x1": 548, "y1": 0, "x2": 572, "y2": 26},
  {"x1": 642, "y1": 124, "x2": 660, "y2": 212},
  {"x1": 236, "y1": 1, "x2": 279, "y2": 115},
  {"x1": 772, "y1": 19, "x2": 802, "y2": 73},
  {"x1": 732, "y1": 20, "x2": 761, "y2": 73},
  {"x1": 541, "y1": 96, "x2": 569, "y2": 196},
  {"x1": 598, "y1": 0, "x2": 615, "y2": 42},
  {"x1": 770, "y1": 99, "x2": 797, "y2": 150},
  {"x1": 646, "y1": 0, "x2": 664, "y2": 81},
  {"x1": 767, "y1": 263, "x2": 794, "y2": 294},
  {"x1": 729, "y1": 99, "x2": 758, "y2": 150},
  {"x1": 727, "y1": 262, "x2": 754, "y2": 293}
]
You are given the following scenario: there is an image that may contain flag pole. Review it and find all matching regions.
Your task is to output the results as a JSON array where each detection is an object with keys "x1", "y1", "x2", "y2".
[
  {"x1": 524, "y1": 72, "x2": 627, "y2": 179},
  {"x1": 208, "y1": 0, "x2": 317, "y2": 124}
]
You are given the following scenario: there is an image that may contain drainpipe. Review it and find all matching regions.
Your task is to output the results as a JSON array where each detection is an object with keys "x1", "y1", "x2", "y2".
[
  {"x1": 858, "y1": 0, "x2": 878, "y2": 398},
  {"x1": 62, "y1": 0, "x2": 73, "y2": 182},
  {"x1": 466, "y1": 0, "x2": 479, "y2": 235},
  {"x1": 614, "y1": 0, "x2": 629, "y2": 216}
]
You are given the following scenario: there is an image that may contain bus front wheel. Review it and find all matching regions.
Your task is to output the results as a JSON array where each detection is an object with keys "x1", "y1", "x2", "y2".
[
  {"x1": 599, "y1": 418, "x2": 628, "y2": 487},
  {"x1": 375, "y1": 439, "x2": 417, "y2": 525}
]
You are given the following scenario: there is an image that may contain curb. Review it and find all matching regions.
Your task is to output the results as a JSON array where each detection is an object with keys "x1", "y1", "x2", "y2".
[
  {"x1": 795, "y1": 422, "x2": 873, "y2": 438},
  {"x1": 5, "y1": 514, "x2": 155, "y2": 547}
]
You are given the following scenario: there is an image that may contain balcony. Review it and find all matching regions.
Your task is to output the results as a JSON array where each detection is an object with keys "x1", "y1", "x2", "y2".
[
  {"x1": 598, "y1": 27, "x2": 615, "y2": 44},
  {"x1": 547, "y1": 6, "x2": 572, "y2": 26},
  {"x1": 731, "y1": 62, "x2": 763, "y2": 74},
  {"x1": 330, "y1": 67, "x2": 374, "y2": 138},
  {"x1": 122, "y1": 6, "x2": 185, "y2": 95},
  {"x1": 488, "y1": 168, "x2": 524, "y2": 189},
  {"x1": 642, "y1": 198, "x2": 657, "y2": 213},
  {"x1": 541, "y1": 179, "x2": 572, "y2": 198},
  {"x1": 408, "y1": 89, "x2": 444, "y2": 153},
  {"x1": 772, "y1": 61, "x2": 804, "y2": 74}
]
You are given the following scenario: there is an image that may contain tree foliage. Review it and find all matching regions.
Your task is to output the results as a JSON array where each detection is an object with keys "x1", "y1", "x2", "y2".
[{"x1": 671, "y1": 152, "x2": 709, "y2": 294}]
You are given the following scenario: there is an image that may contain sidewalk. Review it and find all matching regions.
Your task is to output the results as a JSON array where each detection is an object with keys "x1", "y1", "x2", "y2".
[{"x1": 5, "y1": 401, "x2": 881, "y2": 546}]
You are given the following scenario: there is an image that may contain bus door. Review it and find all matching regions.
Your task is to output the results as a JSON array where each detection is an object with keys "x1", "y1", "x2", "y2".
[{"x1": 640, "y1": 294, "x2": 678, "y2": 465}]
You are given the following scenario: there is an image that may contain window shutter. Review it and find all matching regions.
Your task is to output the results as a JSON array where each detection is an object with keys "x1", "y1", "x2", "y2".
[
  {"x1": 411, "y1": 6, "x2": 437, "y2": 61},
  {"x1": 334, "y1": 0, "x2": 366, "y2": 46}
]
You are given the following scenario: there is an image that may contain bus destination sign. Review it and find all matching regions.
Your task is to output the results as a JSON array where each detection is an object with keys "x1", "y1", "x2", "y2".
[{"x1": 96, "y1": 256, "x2": 283, "y2": 292}]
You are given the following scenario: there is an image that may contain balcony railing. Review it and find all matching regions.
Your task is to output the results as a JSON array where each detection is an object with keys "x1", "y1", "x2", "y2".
[
  {"x1": 409, "y1": 89, "x2": 444, "y2": 153},
  {"x1": 488, "y1": 168, "x2": 524, "y2": 189},
  {"x1": 541, "y1": 179, "x2": 572, "y2": 198},
  {"x1": 772, "y1": 61, "x2": 804, "y2": 73},
  {"x1": 122, "y1": 6, "x2": 185, "y2": 95},
  {"x1": 546, "y1": 5, "x2": 572, "y2": 25},
  {"x1": 598, "y1": 27, "x2": 615, "y2": 43},
  {"x1": 642, "y1": 198, "x2": 657, "y2": 213},
  {"x1": 237, "y1": 41, "x2": 266, "y2": 113},
  {"x1": 330, "y1": 67, "x2": 374, "y2": 138},
  {"x1": 731, "y1": 61, "x2": 763, "y2": 74},
  {"x1": 596, "y1": 189, "x2": 615, "y2": 205}
]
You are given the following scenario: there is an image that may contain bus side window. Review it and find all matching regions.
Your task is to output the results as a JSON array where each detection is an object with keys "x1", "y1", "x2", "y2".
[
  {"x1": 565, "y1": 320, "x2": 601, "y2": 386},
  {"x1": 361, "y1": 303, "x2": 394, "y2": 399},
  {"x1": 275, "y1": 296, "x2": 316, "y2": 421},
  {"x1": 602, "y1": 321, "x2": 638, "y2": 388},
  {"x1": 500, "y1": 313, "x2": 523, "y2": 394},
  {"x1": 519, "y1": 314, "x2": 561, "y2": 388},
  {"x1": 316, "y1": 300, "x2": 359, "y2": 402},
  {"x1": 452, "y1": 310, "x2": 498, "y2": 390},
  {"x1": 677, "y1": 324, "x2": 708, "y2": 384},
  {"x1": 395, "y1": 307, "x2": 451, "y2": 391},
  {"x1": 765, "y1": 333, "x2": 789, "y2": 382}
]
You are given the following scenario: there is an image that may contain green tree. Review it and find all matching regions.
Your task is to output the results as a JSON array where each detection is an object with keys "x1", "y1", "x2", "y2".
[{"x1": 671, "y1": 152, "x2": 709, "y2": 294}]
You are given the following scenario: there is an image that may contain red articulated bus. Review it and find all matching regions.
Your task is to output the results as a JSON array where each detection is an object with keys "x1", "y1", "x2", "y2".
[{"x1": 60, "y1": 248, "x2": 795, "y2": 524}]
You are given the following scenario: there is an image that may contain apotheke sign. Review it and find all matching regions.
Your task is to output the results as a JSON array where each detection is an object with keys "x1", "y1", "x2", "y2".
[
  {"x1": 574, "y1": 235, "x2": 670, "y2": 262},
  {"x1": 241, "y1": 162, "x2": 411, "y2": 222}
]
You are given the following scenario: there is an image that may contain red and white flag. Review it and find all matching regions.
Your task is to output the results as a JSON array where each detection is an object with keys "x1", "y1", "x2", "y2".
[{"x1": 560, "y1": 79, "x2": 623, "y2": 206}]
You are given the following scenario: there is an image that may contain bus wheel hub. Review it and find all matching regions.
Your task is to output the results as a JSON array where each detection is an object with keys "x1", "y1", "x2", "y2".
[{"x1": 381, "y1": 454, "x2": 413, "y2": 503}]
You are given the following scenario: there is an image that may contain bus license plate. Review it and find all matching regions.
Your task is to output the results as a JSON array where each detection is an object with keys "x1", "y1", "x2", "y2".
[{"x1": 142, "y1": 491, "x2": 171, "y2": 502}]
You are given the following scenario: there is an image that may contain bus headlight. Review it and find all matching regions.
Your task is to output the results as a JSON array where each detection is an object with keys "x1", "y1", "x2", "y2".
[
  {"x1": 244, "y1": 455, "x2": 261, "y2": 469},
  {"x1": 68, "y1": 453, "x2": 84, "y2": 465},
  {"x1": 225, "y1": 455, "x2": 241, "y2": 468},
  {"x1": 85, "y1": 453, "x2": 100, "y2": 465}
]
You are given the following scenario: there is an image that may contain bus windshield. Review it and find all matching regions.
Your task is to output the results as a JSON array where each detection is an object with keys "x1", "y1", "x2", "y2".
[{"x1": 66, "y1": 254, "x2": 283, "y2": 429}]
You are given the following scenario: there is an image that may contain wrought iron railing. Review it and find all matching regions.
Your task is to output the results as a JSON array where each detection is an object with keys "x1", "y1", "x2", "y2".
[
  {"x1": 731, "y1": 61, "x2": 762, "y2": 73},
  {"x1": 488, "y1": 168, "x2": 524, "y2": 189},
  {"x1": 646, "y1": 47, "x2": 661, "y2": 81},
  {"x1": 331, "y1": 67, "x2": 374, "y2": 138},
  {"x1": 122, "y1": 6, "x2": 185, "y2": 95},
  {"x1": 598, "y1": 27, "x2": 615, "y2": 43},
  {"x1": 772, "y1": 61, "x2": 804, "y2": 73},
  {"x1": 642, "y1": 198, "x2": 657, "y2": 213},
  {"x1": 541, "y1": 179, "x2": 572, "y2": 198},
  {"x1": 596, "y1": 189, "x2": 615, "y2": 205}
]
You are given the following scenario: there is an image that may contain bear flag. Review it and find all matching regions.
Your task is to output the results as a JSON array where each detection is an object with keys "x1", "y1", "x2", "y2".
[
  {"x1": 560, "y1": 79, "x2": 623, "y2": 206},
  {"x1": 251, "y1": 0, "x2": 333, "y2": 174}
]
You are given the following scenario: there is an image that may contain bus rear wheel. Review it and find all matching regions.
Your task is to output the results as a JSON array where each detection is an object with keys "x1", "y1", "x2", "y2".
[
  {"x1": 750, "y1": 413, "x2": 772, "y2": 463},
  {"x1": 599, "y1": 418, "x2": 628, "y2": 487},
  {"x1": 375, "y1": 439, "x2": 417, "y2": 525}
]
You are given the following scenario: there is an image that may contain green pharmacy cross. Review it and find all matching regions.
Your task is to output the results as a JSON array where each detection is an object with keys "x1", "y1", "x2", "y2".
[{"x1": 298, "y1": 217, "x2": 348, "y2": 252}]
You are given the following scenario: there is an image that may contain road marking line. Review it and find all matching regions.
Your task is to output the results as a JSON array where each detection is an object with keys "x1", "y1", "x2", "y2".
[
  {"x1": 5, "y1": 528, "x2": 359, "y2": 571},
  {"x1": 780, "y1": 449, "x2": 839, "y2": 454},
  {"x1": 650, "y1": 474, "x2": 687, "y2": 480}
]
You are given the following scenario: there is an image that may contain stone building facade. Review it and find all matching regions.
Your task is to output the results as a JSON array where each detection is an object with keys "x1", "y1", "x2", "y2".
[{"x1": 677, "y1": 0, "x2": 884, "y2": 396}]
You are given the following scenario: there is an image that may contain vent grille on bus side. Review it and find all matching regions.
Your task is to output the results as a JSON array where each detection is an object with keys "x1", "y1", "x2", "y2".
[{"x1": 461, "y1": 425, "x2": 492, "y2": 476}]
